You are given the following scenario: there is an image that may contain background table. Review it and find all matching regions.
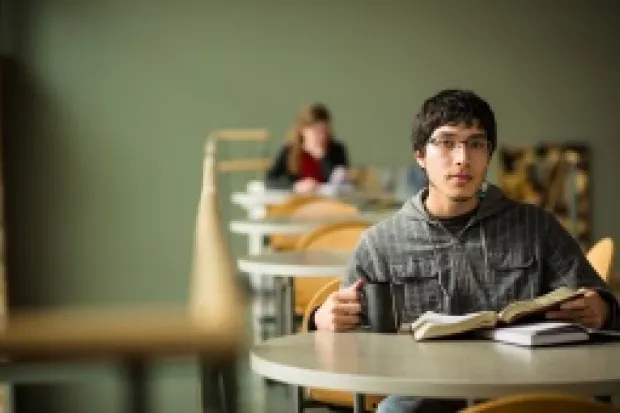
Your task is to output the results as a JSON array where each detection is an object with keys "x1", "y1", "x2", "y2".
[
  {"x1": 238, "y1": 251, "x2": 349, "y2": 336},
  {"x1": 238, "y1": 251, "x2": 349, "y2": 277},
  {"x1": 251, "y1": 332, "x2": 620, "y2": 413},
  {"x1": 231, "y1": 190, "x2": 292, "y2": 219},
  {"x1": 0, "y1": 307, "x2": 244, "y2": 413},
  {"x1": 230, "y1": 211, "x2": 392, "y2": 255},
  {"x1": 231, "y1": 190, "x2": 399, "y2": 219}
]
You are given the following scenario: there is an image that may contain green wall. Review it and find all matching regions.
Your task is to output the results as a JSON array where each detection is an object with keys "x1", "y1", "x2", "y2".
[{"x1": 3, "y1": 1, "x2": 620, "y2": 412}]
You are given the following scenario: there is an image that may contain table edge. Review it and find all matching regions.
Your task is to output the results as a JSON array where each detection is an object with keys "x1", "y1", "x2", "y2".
[
  {"x1": 250, "y1": 351, "x2": 620, "y2": 398},
  {"x1": 238, "y1": 260, "x2": 346, "y2": 277}
]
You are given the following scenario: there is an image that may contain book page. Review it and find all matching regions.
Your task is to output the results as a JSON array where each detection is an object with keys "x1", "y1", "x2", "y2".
[
  {"x1": 418, "y1": 312, "x2": 492, "y2": 325},
  {"x1": 409, "y1": 311, "x2": 497, "y2": 340},
  {"x1": 498, "y1": 287, "x2": 583, "y2": 324},
  {"x1": 408, "y1": 311, "x2": 492, "y2": 332},
  {"x1": 531, "y1": 287, "x2": 581, "y2": 306}
]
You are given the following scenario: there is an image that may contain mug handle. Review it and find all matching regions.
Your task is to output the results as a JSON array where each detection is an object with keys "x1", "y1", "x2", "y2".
[
  {"x1": 390, "y1": 283, "x2": 404, "y2": 330},
  {"x1": 359, "y1": 286, "x2": 370, "y2": 328}
]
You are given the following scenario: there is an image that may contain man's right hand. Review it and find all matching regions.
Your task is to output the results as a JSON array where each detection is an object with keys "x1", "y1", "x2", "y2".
[{"x1": 315, "y1": 279, "x2": 364, "y2": 332}]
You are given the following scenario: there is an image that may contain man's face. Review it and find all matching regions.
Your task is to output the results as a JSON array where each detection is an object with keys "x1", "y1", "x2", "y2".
[{"x1": 415, "y1": 122, "x2": 491, "y2": 203}]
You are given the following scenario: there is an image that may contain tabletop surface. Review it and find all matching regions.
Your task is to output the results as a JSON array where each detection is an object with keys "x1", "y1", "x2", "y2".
[
  {"x1": 238, "y1": 251, "x2": 350, "y2": 276},
  {"x1": 229, "y1": 211, "x2": 394, "y2": 235},
  {"x1": 231, "y1": 190, "x2": 292, "y2": 207},
  {"x1": 231, "y1": 190, "x2": 399, "y2": 209},
  {"x1": 251, "y1": 331, "x2": 620, "y2": 398},
  {"x1": 0, "y1": 306, "x2": 245, "y2": 361}
]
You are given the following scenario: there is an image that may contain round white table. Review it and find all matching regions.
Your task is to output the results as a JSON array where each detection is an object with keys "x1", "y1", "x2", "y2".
[
  {"x1": 238, "y1": 251, "x2": 349, "y2": 277},
  {"x1": 230, "y1": 211, "x2": 392, "y2": 255},
  {"x1": 251, "y1": 332, "x2": 620, "y2": 412},
  {"x1": 231, "y1": 189, "x2": 399, "y2": 219},
  {"x1": 231, "y1": 190, "x2": 292, "y2": 218},
  {"x1": 238, "y1": 251, "x2": 350, "y2": 336}
]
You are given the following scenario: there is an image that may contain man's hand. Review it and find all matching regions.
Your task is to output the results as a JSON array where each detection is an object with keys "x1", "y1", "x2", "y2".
[
  {"x1": 546, "y1": 289, "x2": 610, "y2": 329},
  {"x1": 294, "y1": 178, "x2": 318, "y2": 193},
  {"x1": 315, "y1": 279, "x2": 364, "y2": 332}
]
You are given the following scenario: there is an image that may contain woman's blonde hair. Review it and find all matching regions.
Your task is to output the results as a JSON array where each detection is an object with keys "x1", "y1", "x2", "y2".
[{"x1": 286, "y1": 103, "x2": 333, "y2": 175}]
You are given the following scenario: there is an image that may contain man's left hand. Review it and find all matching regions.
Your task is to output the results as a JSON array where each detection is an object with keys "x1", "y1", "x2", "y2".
[{"x1": 546, "y1": 289, "x2": 609, "y2": 329}]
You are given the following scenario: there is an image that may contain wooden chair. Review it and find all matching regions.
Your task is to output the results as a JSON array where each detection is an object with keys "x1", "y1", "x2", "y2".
[
  {"x1": 267, "y1": 196, "x2": 359, "y2": 251},
  {"x1": 349, "y1": 165, "x2": 382, "y2": 194},
  {"x1": 300, "y1": 279, "x2": 385, "y2": 412},
  {"x1": 296, "y1": 222, "x2": 384, "y2": 412},
  {"x1": 294, "y1": 220, "x2": 370, "y2": 315},
  {"x1": 202, "y1": 128, "x2": 271, "y2": 303},
  {"x1": 206, "y1": 128, "x2": 271, "y2": 173},
  {"x1": 586, "y1": 237, "x2": 615, "y2": 283},
  {"x1": 459, "y1": 393, "x2": 619, "y2": 413},
  {"x1": 191, "y1": 131, "x2": 255, "y2": 317}
]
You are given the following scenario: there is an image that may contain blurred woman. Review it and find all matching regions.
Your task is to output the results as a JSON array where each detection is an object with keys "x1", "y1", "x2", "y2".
[{"x1": 266, "y1": 103, "x2": 349, "y2": 193}]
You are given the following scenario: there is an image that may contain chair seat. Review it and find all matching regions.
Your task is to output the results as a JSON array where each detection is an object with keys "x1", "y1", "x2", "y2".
[{"x1": 306, "y1": 388, "x2": 384, "y2": 412}]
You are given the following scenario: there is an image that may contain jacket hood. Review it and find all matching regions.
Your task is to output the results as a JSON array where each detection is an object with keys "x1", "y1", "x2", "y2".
[{"x1": 400, "y1": 183, "x2": 512, "y2": 223}]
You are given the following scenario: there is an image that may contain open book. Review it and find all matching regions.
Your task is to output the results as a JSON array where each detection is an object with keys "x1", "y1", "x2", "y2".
[{"x1": 403, "y1": 287, "x2": 610, "y2": 344}]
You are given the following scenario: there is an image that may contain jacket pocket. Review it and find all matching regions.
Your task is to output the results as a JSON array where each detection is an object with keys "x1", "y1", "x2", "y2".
[
  {"x1": 389, "y1": 257, "x2": 442, "y2": 320},
  {"x1": 488, "y1": 249, "x2": 538, "y2": 306},
  {"x1": 489, "y1": 249, "x2": 535, "y2": 270}
]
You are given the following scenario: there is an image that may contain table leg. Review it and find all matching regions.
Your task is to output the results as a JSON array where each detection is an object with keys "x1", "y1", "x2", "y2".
[
  {"x1": 219, "y1": 363, "x2": 238, "y2": 413},
  {"x1": 292, "y1": 386, "x2": 304, "y2": 413},
  {"x1": 248, "y1": 205, "x2": 266, "y2": 220},
  {"x1": 199, "y1": 365, "x2": 222, "y2": 413},
  {"x1": 123, "y1": 360, "x2": 149, "y2": 413},
  {"x1": 354, "y1": 393, "x2": 365, "y2": 413},
  {"x1": 200, "y1": 362, "x2": 237, "y2": 413},
  {"x1": 248, "y1": 233, "x2": 267, "y2": 343},
  {"x1": 284, "y1": 277, "x2": 295, "y2": 335},
  {"x1": 274, "y1": 277, "x2": 284, "y2": 336}
]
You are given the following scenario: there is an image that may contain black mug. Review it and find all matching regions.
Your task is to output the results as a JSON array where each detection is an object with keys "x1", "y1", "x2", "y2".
[{"x1": 362, "y1": 281, "x2": 405, "y2": 333}]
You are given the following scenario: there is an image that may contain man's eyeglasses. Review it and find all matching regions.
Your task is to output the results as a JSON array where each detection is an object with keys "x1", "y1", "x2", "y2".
[{"x1": 427, "y1": 138, "x2": 491, "y2": 155}]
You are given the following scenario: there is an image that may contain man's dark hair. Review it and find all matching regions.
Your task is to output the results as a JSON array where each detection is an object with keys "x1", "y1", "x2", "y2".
[{"x1": 412, "y1": 89, "x2": 496, "y2": 153}]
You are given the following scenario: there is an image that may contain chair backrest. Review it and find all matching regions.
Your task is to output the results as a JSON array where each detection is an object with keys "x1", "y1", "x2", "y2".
[
  {"x1": 300, "y1": 279, "x2": 340, "y2": 332},
  {"x1": 266, "y1": 194, "x2": 324, "y2": 218},
  {"x1": 349, "y1": 165, "x2": 382, "y2": 195},
  {"x1": 296, "y1": 220, "x2": 370, "y2": 251},
  {"x1": 267, "y1": 196, "x2": 359, "y2": 251},
  {"x1": 460, "y1": 393, "x2": 618, "y2": 413},
  {"x1": 290, "y1": 198, "x2": 359, "y2": 219},
  {"x1": 207, "y1": 129, "x2": 271, "y2": 172},
  {"x1": 586, "y1": 237, "x2": 615, "y2": 283},
  {"x1": 293, "y1": 221, "x2": 370, "y2": 316},
  {"x1": 190, "y1": 136, "x2": 246, "y2": 325}
]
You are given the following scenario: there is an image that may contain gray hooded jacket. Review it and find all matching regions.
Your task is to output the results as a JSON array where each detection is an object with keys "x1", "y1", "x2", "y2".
[{"x1": 345, "y1": 184, "x2": 620, "y2": 329}]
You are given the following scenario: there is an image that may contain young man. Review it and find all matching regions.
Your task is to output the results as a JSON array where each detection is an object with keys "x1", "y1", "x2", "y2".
[{"x1": 309, "y1": 89, "x2": 620, "y2": 413}]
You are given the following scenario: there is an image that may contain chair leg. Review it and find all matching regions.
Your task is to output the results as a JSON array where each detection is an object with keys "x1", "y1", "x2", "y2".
[
  {"x1": 123, "y1": 360, "x2": 149, "y2": 413},
  {"x1": 200, "y1": 364, "x2": 222, "y2": 413},
  {"x1": 354, "y1": 393, "x2": 365, "y2": 413},
  {"x1": 292, "y1": 386, "x2": 304, "y2": 413},
  {"x1": 219, "y1": 363, "x2": 238, "y2": 413},
  {"x1": 200, "y1": 361, "x2": 237, "y2": 413}
]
